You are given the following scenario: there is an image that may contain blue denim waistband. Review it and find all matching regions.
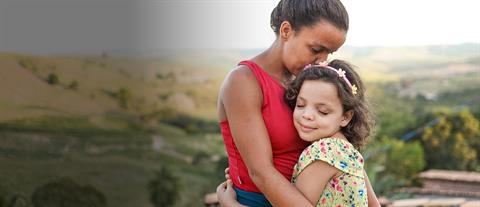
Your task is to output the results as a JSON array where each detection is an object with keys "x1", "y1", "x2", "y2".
[{"x1": 234, "y1": 187, "x2": 272, "y2": 207}]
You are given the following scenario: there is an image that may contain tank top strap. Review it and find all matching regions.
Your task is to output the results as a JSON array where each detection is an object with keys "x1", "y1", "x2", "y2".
[{"x1": 238, "y1": 60, "x2": 283, "y2": 105}]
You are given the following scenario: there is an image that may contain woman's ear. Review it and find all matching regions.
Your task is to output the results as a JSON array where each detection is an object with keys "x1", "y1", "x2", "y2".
[
  {"x1": 279, "y1": 21, "x2": 293, "y2": 41},
  {"x1": 340, "y1": 110, "x2": 353, "y2": 127}
]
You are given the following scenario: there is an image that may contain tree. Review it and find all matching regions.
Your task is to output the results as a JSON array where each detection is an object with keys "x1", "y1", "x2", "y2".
[
  {"x1": 421, "y1": 109, "x2": 479, "y2": 170},
  {"x1": 31, "y1": 177, "x2": 106, "y2": 207},
  {"x1": 114, "y1": 88, "x2": 132, "y2": 109},
  {"x1": 147, "y1": 167, "x2": 180, "y2": 207},
  {"x1": 384, "y1": 138, "x2": 425, "y2": 184},
  {"x1": 46, "y1": 73, "x2": 59, "y2": 85}
]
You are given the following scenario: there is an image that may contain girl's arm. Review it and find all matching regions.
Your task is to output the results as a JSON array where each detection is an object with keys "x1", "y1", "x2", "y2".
[
  {"x1": 293, "y1": 161, "x2": 339, "y2": 205},
  {"x1": 364, "y1": 170, "x2": 381, "y2": 207},
  {"x1": 220, "y1": 66, "x2": 313, "y2": 207}
]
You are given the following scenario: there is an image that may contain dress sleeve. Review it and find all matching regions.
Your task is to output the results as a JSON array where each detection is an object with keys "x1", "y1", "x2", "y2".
[{"x1": 295, "y1": 138, "x2": 364, "y2": 179}]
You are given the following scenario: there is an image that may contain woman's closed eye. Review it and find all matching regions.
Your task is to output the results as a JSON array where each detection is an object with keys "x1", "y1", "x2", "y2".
[
  {"x1": 311, "y1": 47, "x2": 334, "y2": 55},
  {"x1": 311, "y1": 47, "x2": 325, "y2": 54}
]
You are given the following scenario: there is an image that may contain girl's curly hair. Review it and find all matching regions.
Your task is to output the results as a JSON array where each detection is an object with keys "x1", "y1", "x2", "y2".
[{"x1": 284, "y1": 59, "x2": 374, "y2": 149}]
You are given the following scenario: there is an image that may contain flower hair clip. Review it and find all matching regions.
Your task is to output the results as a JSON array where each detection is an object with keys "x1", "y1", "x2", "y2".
[{"x1": 303, "y1": 62, "x2": 358, "y2": 95}]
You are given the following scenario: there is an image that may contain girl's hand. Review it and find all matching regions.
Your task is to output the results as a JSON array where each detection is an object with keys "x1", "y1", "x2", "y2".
[{"x1": 216, "y1": 179, "x2": 246, "y2": 207}]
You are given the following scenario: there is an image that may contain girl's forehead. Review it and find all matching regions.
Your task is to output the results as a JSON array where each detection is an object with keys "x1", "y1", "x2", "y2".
[{"x1": 299, "y1": 80, "x2": 342, "y2": 106}]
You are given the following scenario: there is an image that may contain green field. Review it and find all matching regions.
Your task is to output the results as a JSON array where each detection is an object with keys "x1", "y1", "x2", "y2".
[{"x1": 1, "y1": 44, "x2": 479, "y2": 206}]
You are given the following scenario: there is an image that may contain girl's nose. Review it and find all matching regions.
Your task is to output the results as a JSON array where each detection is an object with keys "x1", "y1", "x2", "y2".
[{"x1": 302, "y1": 112, "x2": 314, "y2": 121}]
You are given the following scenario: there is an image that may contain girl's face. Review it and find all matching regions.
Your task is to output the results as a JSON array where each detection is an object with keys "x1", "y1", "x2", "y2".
[
  {"x1": 293, "y1": 80, "x2": 352, "y2": 142},
  {"x1": 280, "y1": 20, "x2": 346, "y2": 75}
]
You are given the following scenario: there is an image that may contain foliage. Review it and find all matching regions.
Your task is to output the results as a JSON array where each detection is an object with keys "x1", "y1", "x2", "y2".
[
  {"x1": 147, "y1": 167, "x2": 180, "y2": 207},
  {"x1": 17, "y1": 58, "x2": 37, "y2": 72},
  {"x1": 113, "y1": 88, "x2": 133, "y2": 109},
  {"x1": 46, "y1": 73, "x2": 59, "y2": 85},
  {"x1": 384, "y1": 138, "x2": 425, "y2": 184},
  {"x1": 31, "y1": 177, "x2": 106, "y2": 207},
  {"x1": 150, "y1": 107, "x2": 219, "y2": 134},
  {"x1": 363, "y1": 136, "x2": 425, "y2": 196},
  {"x1": 68, "y1": 80, "x2": 79, "y2": 90},
  {"x1": 421, "y1": 109, "x2": 479, "y2": 170}
]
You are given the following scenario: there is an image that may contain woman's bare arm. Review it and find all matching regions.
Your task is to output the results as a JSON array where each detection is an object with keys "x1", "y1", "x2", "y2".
[{"x1": 220, "y1": 66, "x2": 313, "y2": 207}]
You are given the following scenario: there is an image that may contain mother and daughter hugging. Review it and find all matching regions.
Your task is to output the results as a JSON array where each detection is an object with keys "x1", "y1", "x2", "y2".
[{"x1": 216, "y1": 0, "x2": 381, "y2": 206}]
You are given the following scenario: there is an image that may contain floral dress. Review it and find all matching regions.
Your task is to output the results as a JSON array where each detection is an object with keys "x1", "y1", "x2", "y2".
[{"x1": 292, "y1": 138, "x2": 368, "y2": 207}]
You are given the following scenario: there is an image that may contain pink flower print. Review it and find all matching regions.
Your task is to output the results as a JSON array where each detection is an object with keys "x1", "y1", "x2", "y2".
[
  {"x1": 336, "y1": 150, "x2": 341, "y2": 156},
  {"x1": 352, "y1": 181, "x2": 357, "y2": 186},
  {"x1": 336, "y1": 205, "x2": 342, "y2": 207},
  {"x1": 305, "y1": 149, "x2": 310, "y2": 156},
  {"x1": 344, "y1": 144, "x2": 349, "y2": 149},
  {"x1": 330, "y1": 178, "x2": 338, "y2": 189},
  {"x1": 320, "y1": 141, "x2": 325, "y2": 146},
  {"x1": 321, "y1": 147, "x2": 326, "y2": 154},
  {"x1": 321, "y1": 198, "x2": 327, "y2": 204},
  {"x1": 336, "y1": 185, "x2": 343, "y2": 192},
  {"x1": 359, "y1": 158, "x2": 364, "y2": 163}
]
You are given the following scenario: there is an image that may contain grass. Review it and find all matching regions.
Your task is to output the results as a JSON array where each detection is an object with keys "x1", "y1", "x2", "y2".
[{"x1": 0, "y1": 115, "x2": 225, "y2": 207}]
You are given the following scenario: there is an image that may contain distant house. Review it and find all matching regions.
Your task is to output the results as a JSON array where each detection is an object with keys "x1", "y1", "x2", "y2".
[
  {"x1": 408, "y1": 169, "x2": 480, "y2": 198},
  {"x1": 387, "y1": 169, "x2": 480, "y2": 207}
]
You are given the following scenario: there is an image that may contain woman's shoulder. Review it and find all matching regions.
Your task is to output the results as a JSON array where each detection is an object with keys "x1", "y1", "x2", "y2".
[
  {"x1": 219, "y1": 63, "x2": 263, "y2": 107},
  {"x1": 224, "y1": 64, "x2": 255, "y2": 84}
]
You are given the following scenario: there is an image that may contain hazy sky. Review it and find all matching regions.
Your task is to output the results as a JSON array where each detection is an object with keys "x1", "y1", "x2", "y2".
[{"x1": 1, "y1": 0, "x2": 479, "y2": 55}]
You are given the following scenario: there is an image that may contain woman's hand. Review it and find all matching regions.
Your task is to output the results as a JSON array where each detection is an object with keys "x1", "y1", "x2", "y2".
[
  {"x1": 216, "y1": 179, "x2": 246, "y2": 207},
  {"x1": 225, "y1": 167, "x2": 230, "y2": 180}
]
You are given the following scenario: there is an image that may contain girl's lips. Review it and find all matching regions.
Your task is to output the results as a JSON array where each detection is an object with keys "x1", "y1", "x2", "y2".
[{"x1": 299, "y1": 123, "x2": 316, "y2": 132}]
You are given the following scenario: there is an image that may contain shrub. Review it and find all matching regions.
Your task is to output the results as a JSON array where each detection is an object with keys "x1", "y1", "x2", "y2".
[
  {"x1": 147, "y1": 167, "x2": 180, "y2": 207},
  {"x1": 46, "y1": 73, "x2": 59, "y2": 85},
  {"x1": 31, "y1": 177, "x2": 106, "y2": 207}
]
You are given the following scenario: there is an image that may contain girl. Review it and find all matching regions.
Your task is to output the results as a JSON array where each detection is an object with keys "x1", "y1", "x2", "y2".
[
  {"x1": 217, "y1": 0, "x2": 379, "y2": 206},
  {"x1": 219, "y1": 59, "x2": 374, "y2": 206}
]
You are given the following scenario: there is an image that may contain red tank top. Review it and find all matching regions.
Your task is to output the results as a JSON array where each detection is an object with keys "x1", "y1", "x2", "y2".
[{"x1": 220, "y1": 60, "x2": 309, "y2": 193}]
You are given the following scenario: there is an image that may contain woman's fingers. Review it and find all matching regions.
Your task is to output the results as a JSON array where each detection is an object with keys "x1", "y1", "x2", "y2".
[
  {"x1": 225, "y1": 167, "x2": 230, "y2": 180},
  {"x1": 217, "y1": 180, "x2": 227, "y2": 193},
  {"x1": 226, "y1": 179, "x2": 233, "y2": 190}
]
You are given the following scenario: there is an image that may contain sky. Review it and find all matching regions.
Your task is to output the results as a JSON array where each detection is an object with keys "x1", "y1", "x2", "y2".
[{"x1": 0, "y1": 0, "x2": 479, "y2": 55}]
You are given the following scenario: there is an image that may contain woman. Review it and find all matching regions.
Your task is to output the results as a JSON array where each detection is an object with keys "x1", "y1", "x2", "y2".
[{"x1": 216, "y1": 0, "x2": 380, "y2": 206}]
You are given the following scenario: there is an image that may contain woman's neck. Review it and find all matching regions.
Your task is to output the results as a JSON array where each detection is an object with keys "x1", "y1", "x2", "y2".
[{"x1": 251, "y1": 40, "x2": 291, "y2": 84}]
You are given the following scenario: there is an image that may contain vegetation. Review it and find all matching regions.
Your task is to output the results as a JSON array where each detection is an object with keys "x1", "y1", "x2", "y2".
[
  {"x1": 147, "y1": 167, "x2": 180, "y2": 207},
  {"x1": 46, "y1": 73, "x2": 59, "y2": 85},
  {"x1": 0, "y1": 44, "x2": 479, "y2": 205},
  {"x1": 31, "y1": 177, "x2": 106, "y2": 207}
]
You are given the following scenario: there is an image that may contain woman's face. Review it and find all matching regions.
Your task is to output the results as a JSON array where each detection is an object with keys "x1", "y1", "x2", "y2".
[{"x1": 280, "y1": 20, "x2": 346, "y2": 75}]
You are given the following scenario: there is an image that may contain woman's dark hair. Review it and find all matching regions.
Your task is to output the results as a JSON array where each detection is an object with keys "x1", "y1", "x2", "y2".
[
  {"x1": 270, "y1": 0, "x2": 349, "y2": 35},
  {"x1": 284, "y1": 59, "x2": 374, "y2": 149}
]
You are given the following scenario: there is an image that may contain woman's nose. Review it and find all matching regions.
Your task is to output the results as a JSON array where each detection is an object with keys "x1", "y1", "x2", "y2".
[{"x1": 314, "y1": 53, "x2": 329, "y2": 64}]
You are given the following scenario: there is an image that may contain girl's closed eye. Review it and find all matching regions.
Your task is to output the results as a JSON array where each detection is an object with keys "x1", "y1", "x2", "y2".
[
  {"x1": 318, "y1": 111, "x2": 328, "y2": 115},
  {"x1": 317, "y1": 109, "x2": 329, "y2": 115},
  {"x1": 296, "y1": 103, "x2": 305, "y2": 108}
]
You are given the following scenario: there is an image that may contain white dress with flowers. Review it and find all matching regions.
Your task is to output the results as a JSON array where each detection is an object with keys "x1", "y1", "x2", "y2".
[{"x1": 292, "y1": 138, "x2": 368, "y2": 207}]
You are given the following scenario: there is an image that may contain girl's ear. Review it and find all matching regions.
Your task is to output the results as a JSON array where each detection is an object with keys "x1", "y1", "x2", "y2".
[
  {"x1": 340, "y1": 110, "x2": 353, "y2": 127},
  {"x1": 279, "y1": 21, "x2": 293, "y2": 41}
]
